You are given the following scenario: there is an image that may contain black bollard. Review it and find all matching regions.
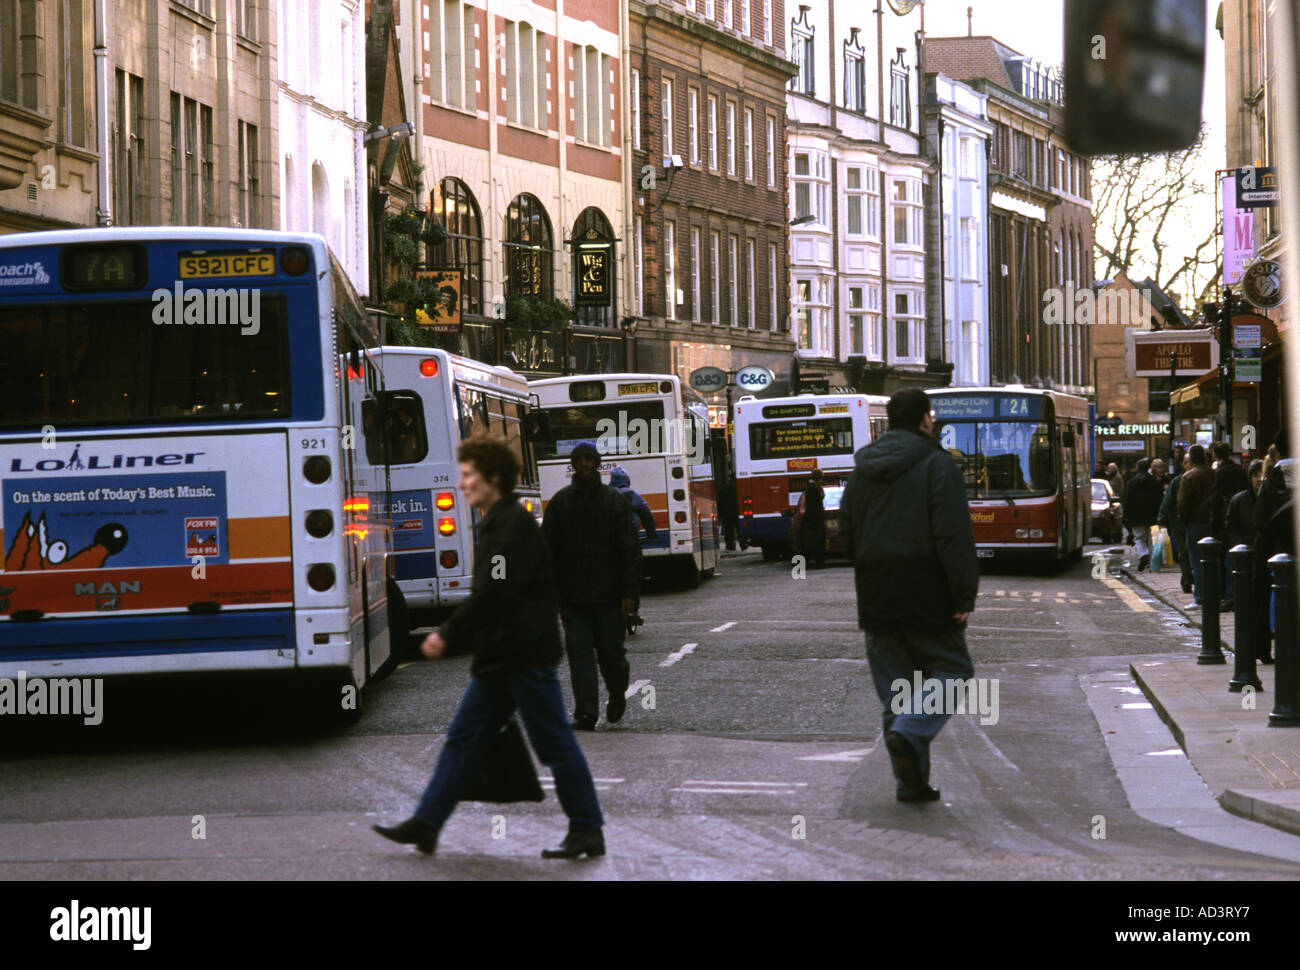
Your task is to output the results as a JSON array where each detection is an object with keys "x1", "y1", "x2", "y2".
[
  {"x1": 1196, "y1": 536, "x2": 1225, "y2": 665},
  {"x1": 1229, "y1": 545, "x2": 1262, "y2": 692},
  {"x1": 1269, "y1": 554, "x2": 1300, "y2": 726}
]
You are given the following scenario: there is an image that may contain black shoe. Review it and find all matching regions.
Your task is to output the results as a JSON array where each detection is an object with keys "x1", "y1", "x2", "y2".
[
  {"x1": 372, "y1": 817, "x2": 439, "y2": 855},
  {"x1": 571, "y1": 714, "x2": 597, "y2": 731},
  {"x1": 884, "y1": 731, "x2": 924, "y2": 792},
  {"x1": 606, "y1": 693, "x2": 627, "y2": 724},
  {"x1": 1138, "y1": 555, "x2": 1150, "y2": 572},
  {"x1": 541, "y1": 828, "x2": 605, "y2": 859},
  {"x1": 897, "y1": 786, "x2": 942, "y2": 803},
  {"x1": 1181, "y1": 582, "x2": 1193, "y2": 594}
]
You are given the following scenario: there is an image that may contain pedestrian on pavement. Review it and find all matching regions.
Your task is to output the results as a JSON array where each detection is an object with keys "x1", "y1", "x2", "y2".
[
  {"x1": 1107, "y1": 462, "x2": 1125, "y2": 498},
  {"x1": 1212, "y1": 442, "x2": 1251, "y2": 609},
  {"x1": 609, "y1": 464, "x2": 656, "y2": 634},
  {"x1": 839, "y1": 389, "x2": 978, "y2": 803},
  {"x1": 1256, "y1": 429, "x2": 1295, "y2": 660},
  {"x1": 798, "y1": 468, "x2": 827, "y2": 569},
  {"x1": 718, "y1": 474, "x2": 740, "y2": 551},
  {"x1": 1172, "y1": 444, "x2": 1187, "y2": 475},
  {"x1": 1227, "y1": 459, "x2": 1265, "y2": 549},
  {"x1": 543, "y1": 441, "x2": 641, "y2": 731},
  {"x1": 1122, "y1": 458, "x2": 1163, "y2": 571},
  {"x1": 1177, "y1": 444, "x2": 1216, "y2": 607},
  {"x1": 373, "y1": 434, "x2": 606, "y2": 860},
  {"x1": 1151, "y1": 458, "x2": 1169, "y2": 495},
  {"x1": 1158, "y1": 454, "x2": 1194, "y2": 593}
]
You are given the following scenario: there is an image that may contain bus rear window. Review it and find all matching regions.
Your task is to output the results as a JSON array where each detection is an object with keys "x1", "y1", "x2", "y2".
[
  {"x1": 748, "y1": 418, "x2": 854, "y2": 460},
  {"x1": 534, "y1": 401, "x2": 667, "y2": 460},
  {"x1": 0, "y1": 299, "x2": 290, "y2": 429}
]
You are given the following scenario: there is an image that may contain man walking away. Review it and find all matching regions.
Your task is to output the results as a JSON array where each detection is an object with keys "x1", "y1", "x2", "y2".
[
  {"x1": 543, "y1": 442, "x2": 641, "y2": 730},
  {"x1": 1158, "y1": 455, "x2": 1194, "y2": 593},
  {"x1": 1212, "y1": 442, "x2": 1251, "y2": 609},
  {"x1": 839, "y1": 389, "x2": 978, "y2": 803},
  {"x1": 1178, "y1": 445, "x2": 1216, "y2": 607},
  {"x1": 1122, "y1": 458, "x2": 1163, "y2": 571},
  {"x1": 799, "y1": 468, "x2": 828, "y2": 568},
  {"x1": 1107, "y1": 462, "x2": 1125, "y2": 498},
  {"x1": 610, "y1": 465, "x2": 656, "y2": 633},
  {"x1": 1150, "y1": 458, "x2": 1169, "y2": 495}
]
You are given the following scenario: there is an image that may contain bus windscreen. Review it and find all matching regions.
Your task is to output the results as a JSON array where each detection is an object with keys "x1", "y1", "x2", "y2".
[
  {"x1": 937, "y1": 420, "x2": 1056, "y2": 496},
  {"x1": 534, "y1": 401, "x2": 668, "y2": 459},
  {"x1": 748, "y1": 418, "x2": 854, "y2": 460},
  {"x1": 0, "y1": 299, "x2": 290, "y2": 429}
]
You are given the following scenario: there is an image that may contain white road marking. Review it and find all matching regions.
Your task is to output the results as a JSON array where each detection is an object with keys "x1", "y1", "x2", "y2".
[
  {"x1": 796, "y1": 748, "x2": 874, "y2": 762},
  {"x1": 710, "y1": 621, "x2": 738, "y2": 632},
  {"x1": 660, "y1": 642, "x2": 698, "y2": 667},
  {"x1": 670, "y1": 787, "x2": 800, "y2": 795},
  {"x1": 682, "y1": 780, "x2": 808, "y2": 787},
  {"x1": 625, "y1": 678, "x2": 652, "y2": 698},
  {"x1": 1145, "y1": 749, "x2": 1186, "y2": 757},
  {"x1": 1121, "y1": 702, "x2": 1154, "y2": 709}
]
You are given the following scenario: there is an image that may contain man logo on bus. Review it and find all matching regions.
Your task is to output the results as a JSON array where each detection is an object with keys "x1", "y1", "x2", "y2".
[{"x1": 5, "y1": 513, "x2": 129, "y2": 571}]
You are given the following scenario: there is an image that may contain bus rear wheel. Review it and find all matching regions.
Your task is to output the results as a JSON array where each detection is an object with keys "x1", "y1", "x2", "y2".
[
  {"x1": 679, "y1": 556, "x2": 701, "y2": 589},
  {"x1": 761, "y1": 544, "x2": 781, "y2": 561}
]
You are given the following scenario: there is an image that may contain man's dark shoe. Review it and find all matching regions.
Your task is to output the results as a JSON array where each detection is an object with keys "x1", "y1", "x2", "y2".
[
  {"x1": 372, "y1": 817, "x2": 439, "y2": 855},
  {"x1": 541, "y1": 828, "x2": 605, "y2": 859},
  {"x1": 606, "y1": 693, "x2": 627, "y2": 724},
  {"x1": 897, "y1": 786, "x2": 942, "y2": 803},
  {"x1": 1181, "y1": 581, "x2": 1193, "y2": 594},
  {"x1": 571, "y1": 714, "x2": 597, "y2": 731},
  {"x1": 884, "y1": 731, "x2": 924, "y2": 792},
  {"x1": 1137, "y1": 554, "x2": 1150, "y2": 572}
]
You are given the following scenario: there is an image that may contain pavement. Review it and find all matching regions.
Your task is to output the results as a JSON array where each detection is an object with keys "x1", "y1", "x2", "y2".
[{"x1": 1119, "y1": 549, "x2": 1300, "y2": 837}]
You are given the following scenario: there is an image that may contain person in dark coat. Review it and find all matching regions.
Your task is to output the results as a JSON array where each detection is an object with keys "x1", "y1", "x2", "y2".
[
  {"x1": 1226, "y1": 459, "x2": 1264, "y2": 550},
  {"x1": 609, "y1": 465, "x2": 655, "y2": 633},
  {"x1": 1178, "y1": 444, "x2": 1216, "y2": 607},
  {"x1": 1158, "y1": 454, "x2": 1193, "y2": 593},
  {"x1": 1122, "y1": 458, "x2": 1163, "y2": 571},
  {"x1": 543, "y1": 441, "x2": 641, "y2": 731},
  {"x1": 799, "y1": 468, "x2": 827, "y2": 568},
  {"x1": 838, "y1": 389, "x2": 977, "y2": 803},
  {"x1": 1256, "y1": 429, "x2": 1295, "y2": 663},
  {"x1": 373, "y1": 434, "x2": 605, "y2": 860},
  {"x1": 1212, "y1": 441, "x2": 1252, "y2": 607}
]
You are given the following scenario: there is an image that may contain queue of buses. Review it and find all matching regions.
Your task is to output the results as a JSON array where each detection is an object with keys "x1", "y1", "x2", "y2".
[{"x1": 0, "y1": 228, "x2": 1089, "y2": 710}]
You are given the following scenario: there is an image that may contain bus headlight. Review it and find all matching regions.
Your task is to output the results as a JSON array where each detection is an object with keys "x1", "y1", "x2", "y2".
[
  {"x1": 1029, "y1": 528, "x2": 1044, "y2": 538},
  {"x1": 1015, "y1": 528, "x2": 1029, "y2": 538}
]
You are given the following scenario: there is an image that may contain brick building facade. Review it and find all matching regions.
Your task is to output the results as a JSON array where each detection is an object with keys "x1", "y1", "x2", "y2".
[{"x1": 628, "y1": 0, "x2": 796, "y2": 393}]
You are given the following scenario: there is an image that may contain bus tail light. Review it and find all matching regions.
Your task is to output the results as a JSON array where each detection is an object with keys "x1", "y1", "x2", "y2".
[
  {"x1": 305, "y1": 510, "x2": 334, "y2": 538},
  {"x1": 435, "y1": 492, "x2": 455, "y2": 510},
  {"x1": 524, "y1": 499, "x2": 535, "y2": 514},
  {"x1": 420, "y1": 358, "x2": 440, "y2": 377},
  {"x1": 674, "y1": 511, "x2": 687, "y2": 524},
  {"x1": 307, "y1": 564, "x2": 336, "y2": 591},
  {"x1": 440, "y1": 551, "x2": 458, "y2": 569},
  {"x1": 742, "y1": 497, "x2": 753, "y2": 519},
  {"x1": 438, "y1": 517, "x2": 456, "y2": 536},
  {"x1": 280, "y1": 246, "x2": 311, "y2": 276},
  {"x1": 673, "y1": 489, "x2": 685, "y2": 502},
  {"x1": 671, "y1": 467, "x2": 684, "y2": 479},
  {"x1": 303, "y1": 456, "x2": 331, "y2": 484}
]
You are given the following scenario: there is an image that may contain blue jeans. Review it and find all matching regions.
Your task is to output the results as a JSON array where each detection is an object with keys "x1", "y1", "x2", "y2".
[
  {"x1": 865, "y1": 626, "x2": 975, "y2": 796},
  {"x1": 1186, "y1": 521, "x2": 1212, "y2": 605},
  {"x1": 414, "y1": 666, "x2": 604, "y2": 832}
]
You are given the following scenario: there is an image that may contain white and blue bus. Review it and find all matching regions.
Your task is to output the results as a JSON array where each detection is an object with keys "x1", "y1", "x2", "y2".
[
  {"x1": 0, "y1": 228, "x2": 405, "y2": 705},
  {"x1": 370, "y1": 346, "x2": 541, "y2": 628}
]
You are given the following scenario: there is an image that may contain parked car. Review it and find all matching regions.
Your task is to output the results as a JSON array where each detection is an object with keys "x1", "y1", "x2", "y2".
[{"x1": 1091, "y1": 479, "x2": 1123, "y2": 543}]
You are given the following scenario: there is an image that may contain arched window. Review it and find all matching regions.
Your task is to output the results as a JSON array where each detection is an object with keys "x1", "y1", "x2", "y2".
[
  {"x1": 428, "y1": 177, "x2": 484, "y2": 317},
  {"x1": 503, "y1": 193, "x2": 553, "y2": 301},
  {"x1": 571, "y1": 206, "x2": 615, "y2": 327},
  {"x1": 311, "y1": 161, "x2": 330, "y2": 239}
]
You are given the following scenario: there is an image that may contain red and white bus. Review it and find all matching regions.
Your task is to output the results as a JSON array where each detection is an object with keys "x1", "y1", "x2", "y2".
[
  {"x1": 734, "y1": 393, "x2": 880, "y2": 560},
  {"x1": 927, "y1": 386, "x2": 1091, "y2": 563},
  {"x1": 530, "y1": 374, "x2": 719, "y2": 587}
]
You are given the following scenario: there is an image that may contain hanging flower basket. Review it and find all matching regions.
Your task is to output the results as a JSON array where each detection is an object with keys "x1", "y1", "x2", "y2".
[
  {"x1": 388, "y1": 209, "x2": 424, "y2": 239},
  {"x1": 422, "y1": 218, "x2": 448, "y2": 246}
]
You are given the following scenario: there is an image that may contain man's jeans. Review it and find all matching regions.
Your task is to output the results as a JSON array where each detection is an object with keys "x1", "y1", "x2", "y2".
[
  {"x1": 865, "y1": 626, "x2": 975, "y2": 795},
  {"x1": 562, "y1": 603, "x2": 630, "y2": 719},
  {"x1": 414, "y1": 666, "x2": 603, "y2": 832},
  {"x1": 1186, "y1": 521, "x2": 1213, "y2": 605}
]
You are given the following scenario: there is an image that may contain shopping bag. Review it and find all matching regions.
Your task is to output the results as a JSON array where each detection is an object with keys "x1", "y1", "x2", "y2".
[
  {"x1": 1162, "y1": 527, "x2": 1175, "y2": 566},
  {"x1": 461, "y1": 717, "x2": 545, "y2": 803},
  {"x1": 1151, "y1": 527, "x2": 1164, "y2": 572}
]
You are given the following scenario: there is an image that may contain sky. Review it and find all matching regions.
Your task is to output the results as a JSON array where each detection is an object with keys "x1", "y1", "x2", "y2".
[{"x1": 923, "y1": 0, "x2": 1226, "y2": 303}]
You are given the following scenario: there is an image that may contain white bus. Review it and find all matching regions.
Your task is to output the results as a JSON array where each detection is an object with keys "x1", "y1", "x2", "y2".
[
  {"x1": 370, "y1": 347, "x2": 541, "y2": 628},
  {"x1": 0, "y1": 228, "x2": 401, "y2": 708},
  {"x1": 530, "y1": 374, "x2": 719, "y2": 587},
  {"x1": 734, "y1": 392, "x2": 878, "y2": 560}
]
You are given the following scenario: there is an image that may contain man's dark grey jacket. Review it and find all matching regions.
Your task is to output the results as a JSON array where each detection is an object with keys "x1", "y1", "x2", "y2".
[{"x1": 839, "y1": 428, "x2": 979, "y2": 631}]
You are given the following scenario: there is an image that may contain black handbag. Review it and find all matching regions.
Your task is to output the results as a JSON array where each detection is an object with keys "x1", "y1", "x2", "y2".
[{"x1": 460, "y1": 717, "x2": 545, "y2": 803}]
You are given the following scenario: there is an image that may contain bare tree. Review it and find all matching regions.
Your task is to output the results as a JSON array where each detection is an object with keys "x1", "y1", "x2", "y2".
[{"x1": 1091, "y1": 123, "x2": 1221, "y2": 313}]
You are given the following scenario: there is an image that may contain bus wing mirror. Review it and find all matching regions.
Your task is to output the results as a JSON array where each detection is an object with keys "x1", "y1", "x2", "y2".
[
  {"x1": 1062, "y1": 429, "x2": 1076, "y2": 448},
  {"x1": 1063, "y1": 0, "x2": 1205, "y2": 154},
  {"x1": 525, "y1": 411, "x2": 550, "y2": 439}
]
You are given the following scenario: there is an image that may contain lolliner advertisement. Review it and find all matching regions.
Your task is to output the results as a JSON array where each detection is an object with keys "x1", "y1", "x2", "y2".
[{"x1": 0, "y1": 435, "x2": 292, "y2": 617}]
